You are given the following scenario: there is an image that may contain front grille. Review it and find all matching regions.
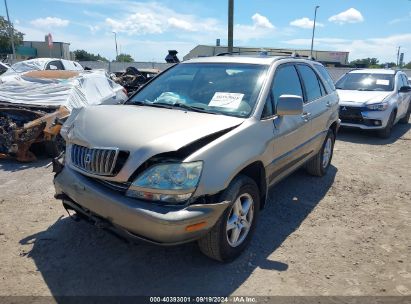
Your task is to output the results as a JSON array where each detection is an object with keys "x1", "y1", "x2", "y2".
[
  {"x1": 70, "y1": 144, "x2": 119, "y2": 176},
  {"x1": 339, "y1": 106, "x2": 364, "y2": 124}
]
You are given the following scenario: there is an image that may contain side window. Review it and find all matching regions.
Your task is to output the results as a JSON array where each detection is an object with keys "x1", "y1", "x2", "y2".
[
  {"x1": 313, "y1": 64, "x2": 336, "y2": 92},
  {"x1": 297, "y1": 65, "x2": 322, "y2": 102},
  {"x1": 318, "y1": 78, "x2": 326, "y2": 96},
  {"x1": 401, "y1": 75, "x2": 409, "y2": 87},
  {"x1": 272, "y1": 65, "x2": 303, "y2": 108},
  {"x1": 261, "y1": 94, "x2": 274, "y2": 119},
  {"x1": 46, "y1": 60, "x2": 65, "y2": 70}
]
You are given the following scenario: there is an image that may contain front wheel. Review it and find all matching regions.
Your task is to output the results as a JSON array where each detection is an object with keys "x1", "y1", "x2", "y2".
[
  {"x1": 198, "y1": 175, "x2": 260, "y2": 262},
  {"x1": 305, "y1": 129, "x2": 335, "y2": 177},
  {"x1": 377, "y1": 111, "x2": 395, "y2": 138},
  {"x1": 399, "y1": 103, "x2": 411, "y2": 124}
]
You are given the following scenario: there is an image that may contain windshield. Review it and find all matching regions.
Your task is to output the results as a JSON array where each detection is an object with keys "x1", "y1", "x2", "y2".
[
  {"x1": 2, "y1": 61, "x2": 43, "y2": 75},
  {"x1": 128, "y1": 63, "x2": 268, "y2": 118},
  {"x1": 336, "y1": 73, "x2": 394, "y2": 91}
]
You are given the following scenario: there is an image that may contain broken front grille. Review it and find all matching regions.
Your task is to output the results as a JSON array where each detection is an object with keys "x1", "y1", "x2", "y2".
[{"x1": 70, "y1": 144, "x2": 119, "y2": 176}]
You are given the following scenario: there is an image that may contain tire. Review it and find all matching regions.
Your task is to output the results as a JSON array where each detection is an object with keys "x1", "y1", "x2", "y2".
[
  {"x1": 305, "y1": 129, "x2": 335, "y2": 177},
  {"x1": 198, "y1": 175, "x2": 260, "y2": 262},
  {"x1": 44, "y1": 134, "x2": 66, "y2": 158},
  {"x1": 399, "y1": 103, "x2": 411, "y2": 124},
  {"x1": 377, "y1": 111, "x2": 395, "y2": 139}
]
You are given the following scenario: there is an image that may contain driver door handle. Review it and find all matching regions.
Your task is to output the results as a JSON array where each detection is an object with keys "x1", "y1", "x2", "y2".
[{"x1": 301, "y1": 112, "x2": 311, "y2": 122}]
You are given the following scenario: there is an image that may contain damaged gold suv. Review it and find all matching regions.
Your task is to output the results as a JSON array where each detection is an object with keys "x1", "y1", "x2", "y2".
[{"x1": 54, "y1": 55, "x2": 340, "y2": 261}]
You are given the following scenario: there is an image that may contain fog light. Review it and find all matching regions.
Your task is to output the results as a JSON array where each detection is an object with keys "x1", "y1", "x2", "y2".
[{"x1": 374, "y1": 120, "x2": 381, "y2": 126}]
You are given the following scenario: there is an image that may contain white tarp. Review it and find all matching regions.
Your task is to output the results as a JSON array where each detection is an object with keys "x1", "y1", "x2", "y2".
[{"x1": 0, "y1": 70, "x2": 126, "y2": 110}]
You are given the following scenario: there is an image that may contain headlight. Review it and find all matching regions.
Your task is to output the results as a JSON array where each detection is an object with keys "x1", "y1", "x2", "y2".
[
  {"x1": 126, "y1": 161, "x2": 203, "y2": 203},
  {"x1": 366, "y1": 102, "x2": 388, "y2": 111}
]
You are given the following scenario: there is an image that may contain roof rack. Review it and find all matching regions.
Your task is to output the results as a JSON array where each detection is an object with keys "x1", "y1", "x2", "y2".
[{"x1": 216, "y1": 50, "x2": 316, "y2": 61}]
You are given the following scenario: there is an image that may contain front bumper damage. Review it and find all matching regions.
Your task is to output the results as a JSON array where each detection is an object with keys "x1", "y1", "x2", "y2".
[
  {"x1": 0, "y1": 102, "x2": 69, "y2": 161},
  {"x1": 54, "y1": 164, "x2": 230, "y2": 245}
]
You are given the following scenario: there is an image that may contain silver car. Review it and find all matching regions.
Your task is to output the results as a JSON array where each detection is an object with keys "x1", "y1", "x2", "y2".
[
  {"x1": 336, "y1": 69, "x2": 411, "y2": 138},
  {"x1": 54, "y1": 55, "x2": 340, "y2": 261}
]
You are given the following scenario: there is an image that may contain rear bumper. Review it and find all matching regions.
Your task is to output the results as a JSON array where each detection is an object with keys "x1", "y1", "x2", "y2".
[{"x1": 54, "y1": 166, "x2": 230, "y2": 245}]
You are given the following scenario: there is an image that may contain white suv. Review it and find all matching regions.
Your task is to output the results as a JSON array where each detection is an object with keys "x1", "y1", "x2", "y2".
[{"x1": 336, "y1": 69, "x2": 411, "y2": 138}]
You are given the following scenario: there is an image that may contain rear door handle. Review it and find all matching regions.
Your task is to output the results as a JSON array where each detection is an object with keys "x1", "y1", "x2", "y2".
[{"x1": 326, "y1": 101, "x2": 332, "y2": 108}]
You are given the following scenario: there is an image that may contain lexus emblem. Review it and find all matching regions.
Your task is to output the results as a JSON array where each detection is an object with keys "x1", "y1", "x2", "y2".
[{"x1": 84, "y1": 154, "x2": 91, "y2": 164}]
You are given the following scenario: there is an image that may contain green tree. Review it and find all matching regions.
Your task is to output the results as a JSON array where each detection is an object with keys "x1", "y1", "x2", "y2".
[
  {"x1": 116, "y1": 53, "x2": 134, "y2": 62},
  {"x1": 350, "y1": 57, "x2": 379, "y2": 68},
  {"x1": 405, "y1": 61, "x2": 411, "y2": 69},
  {"x1": 0, "y1": 16, "x2": 24, "y2": 54},
  {"x1": 73, "y1": 49, "x2": 108, "y2": 61}
]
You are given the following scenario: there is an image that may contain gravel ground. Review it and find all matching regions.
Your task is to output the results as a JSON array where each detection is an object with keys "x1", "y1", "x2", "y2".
[{"x1": 0, "y1": 123, "x2": 410, "y2": 297}]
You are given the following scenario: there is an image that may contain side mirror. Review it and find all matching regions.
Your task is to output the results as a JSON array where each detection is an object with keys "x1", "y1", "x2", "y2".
[
  {"x1": 399, "y1": 86, "x2": 411, "y2": 93},
  {"x1": 276, "y1": 94, "x2": 303, "y2": 116}
]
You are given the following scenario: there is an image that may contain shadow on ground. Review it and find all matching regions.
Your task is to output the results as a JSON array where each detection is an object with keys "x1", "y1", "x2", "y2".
[
  {"x1": 20, "y1": 166, "x2": 337, "y2": 296},
  {"x1": 337, "y1": 123, "x2": 410, "y2": 145},
  {"x1": 0, "y1": 158, "x2": 51, "y2": 172}
]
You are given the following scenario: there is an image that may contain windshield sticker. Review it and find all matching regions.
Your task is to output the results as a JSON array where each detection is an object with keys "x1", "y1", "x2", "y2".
[
  {"x1": 209, "y1": 92, "x2": 244, "y2": 109},
  {"x1": 376, "y1": 79, "x2": 390, "y2": 86}
]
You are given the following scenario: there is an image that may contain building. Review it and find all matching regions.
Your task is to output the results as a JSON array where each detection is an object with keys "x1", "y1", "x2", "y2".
[
  {"x1": 184, "y1": 45, "x2": 350, "y2": 66},
  {"x1": 15, "y1": 40, "x2": 72, "y2": 61}
]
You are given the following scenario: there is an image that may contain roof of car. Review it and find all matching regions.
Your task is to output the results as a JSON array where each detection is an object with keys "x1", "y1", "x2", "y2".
[
  {"x1": 182, "y1": 55, "x2": 285, "y2": 65},
  {"x1": 349, "y1": 69, "x2": 397, "y2": 75}
]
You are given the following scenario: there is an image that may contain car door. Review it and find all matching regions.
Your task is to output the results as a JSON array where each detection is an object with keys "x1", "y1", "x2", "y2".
[
  {"x1": 295, "y1": 64, "x2": 333, "y2": 147},
  {"x1": 265, "y1": 63, "x2": 314, "y2": 185},
  {"x1": 399, "y1": 74, "x2": 411, "y2": 117}
]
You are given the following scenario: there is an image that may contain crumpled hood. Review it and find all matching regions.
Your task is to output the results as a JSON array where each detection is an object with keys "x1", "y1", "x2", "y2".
[
  {"x1": 337, "y1": 90, "x2": 392, "y2": 105},
  {"x1": 67, "y1": 105, "x2": 244, "y2": 180}
]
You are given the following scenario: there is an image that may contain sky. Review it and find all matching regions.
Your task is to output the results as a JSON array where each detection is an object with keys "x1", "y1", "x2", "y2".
[{"x1": 3, "y1": 0, "x2": 411, "y2": 63}]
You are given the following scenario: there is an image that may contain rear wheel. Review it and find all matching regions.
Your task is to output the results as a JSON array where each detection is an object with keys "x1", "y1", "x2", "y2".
[
  {"x1": 198, "y1": 175, "x2": 260, "y2": 262},
  {"x1": 305, "y1": 129, "x2": 335, "y2": 177},
  {"x1": 377, "y1": 111, "x2": 395, "y2": 138}
]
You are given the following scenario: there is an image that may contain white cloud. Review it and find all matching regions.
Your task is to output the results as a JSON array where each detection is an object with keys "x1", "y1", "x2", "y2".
[
  {"x1": 104, "y1": 2, "x2": 221, "y2": 37},
  {"x1": 282, "y1": 34, "x2": 411, "y2": 63},
  {"x1": 234, "y1": 13, "x2": 276, "y2": 42},
  {"x1": 30, "y1": 17, "x2": 70, "y2": 28},
  {"x1": 167, "y1": 17, "x2": 194, "y2": 32},
  {"x1": 328, "y1": 8, "x2": 364, "y2": 24},
  {"x1": 388, "y1": 11, "x2": 411, "y2": 25},
  {"x1": 88, "y1": 25, "x2": 100, "y2": 34},
  {"x1": 252, "y1": 13, "x2": 275, "y2": 29},
  {"x1": 290, "y1": 17, "x2": 324, "y2": 29},
  {"x1": 106, "y1": 13, "x2": 164, "y2": 35}
]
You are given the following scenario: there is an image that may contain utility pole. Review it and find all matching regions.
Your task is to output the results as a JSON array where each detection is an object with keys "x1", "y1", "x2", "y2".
[
  {"x1": 4, "y1": 0, "x2": 16, "y2": 60},
  {"x1": 113, "y1": 31, "x2": 119, "y2": 61},
  {"x1": 396, "y1": 46, "x2": 401, "y2": 66},
  {"x1": 228, "y1": 0, "x2": 234, "y2": 53},
  {"x1": 310, "y1": 5, "x2": 320, "y2": 58}
]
